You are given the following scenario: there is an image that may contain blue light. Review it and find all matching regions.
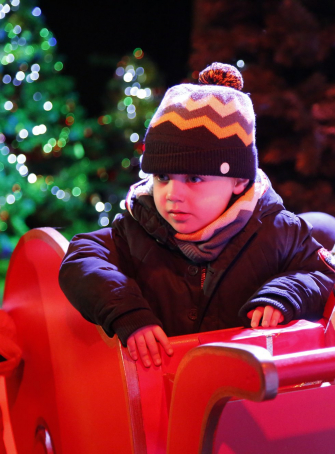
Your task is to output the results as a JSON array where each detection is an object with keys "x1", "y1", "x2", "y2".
[
  {"x1": 48, "y1": 37, "x2": 57, "y2": 46},
  {"x1": 116, "y1": 67, "x2": 124, "y2": 77},
  {"x1": 13, "y1": 25, "x2": 22, "y2": 35},
  {"x1": 32, "y1": 7, "x2": 41, "y2": 16},
  {"x1": 33, "y1": 92, "x2": 42, "y2": 101},
  {"x1": 3, "y1": 75, "x2": 11, "y2": 84}
]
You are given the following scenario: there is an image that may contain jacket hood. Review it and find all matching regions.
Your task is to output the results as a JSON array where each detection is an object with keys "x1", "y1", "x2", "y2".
[
  {"x1": 125, "y1": 176, "x2": 176, "y2": 246},
  {"x1": 254, "y1": 178, "x2": 285, "y2": 219}
]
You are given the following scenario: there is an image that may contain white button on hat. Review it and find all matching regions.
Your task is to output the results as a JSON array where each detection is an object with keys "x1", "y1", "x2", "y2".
[{"x1": 220, "y1": 162, "x2": 230, "y2": 174}]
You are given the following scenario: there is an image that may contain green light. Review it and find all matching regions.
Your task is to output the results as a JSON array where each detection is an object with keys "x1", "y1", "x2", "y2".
[
  {"x1": 43, "y1": 144, "x2": 52, "y2": 153},
  {"x1": 48, "y1": 138, "x2": 57, "y2": 147},
  {"x1": 0, "y1": 222, "x2": 7, "y2": 232},
  {"x1": 8, "y1": 31, "x2": 16, "y2": 39},
  {"x1": 54, "y1": 61, "x2": 63, "y2": 71},
  {"x1": 103, "y1": 115, "x2": 112, "y2": 124},
  {"x1": 25, "y1": 46, "x2": 34, "y2": 56},
  {"x1": 40, "y1": 28, "x2": 49, "y2": 38},
  {"x1": 124, "y1": 97, "x2": 133, "y2": 106},
  {"x1": 60, "y1": 130, "x2": 69, "y2": 138},
  {"x1": 122, "y1": 158, "x2": 131, "y2": 168},
  {"x1": 74, "y1": 143, "x2": 85, "y2": 159},
  {"x1": 0, "y1": 163, "x2": 4, "y2": 171},
  {"x1": 4, "y1": 44, "x2": 12, "y2": 53},
  {"x1": 133, "y1": 48, "x2": 143, "y2": 58},
  {"x1": 72, "y1": 187, "x2": 81, "y2": 197},
  {"x1": 144, "y1": 119, "x2": 151, "y2": 128},
  {"x1": 1, "y1": 57, "x2": 8, "y2": 65},
  {"x1": 5, "y1": 24, "x2": 13, "y2": 32},
  {"x1": 41, "y1": 42, "x2": 50, "y2": 51},
  {"x1": 58, "y1": 138, "x2": 66, "y2": 148}
]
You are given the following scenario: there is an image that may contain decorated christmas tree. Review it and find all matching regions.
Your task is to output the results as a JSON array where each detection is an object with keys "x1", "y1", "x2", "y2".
[
  {"x1": 190, "y1": 0, "x2": 335, "y2": 215},
  {"x1": 0, "y1": 0, "x2": 104, "y2": 244},
  {"x1": 0, "y1": 0, "x2": 164, "y2": 249},
  {"x1": 0, "y1": 0, "x2": 164, "y2": 299}
]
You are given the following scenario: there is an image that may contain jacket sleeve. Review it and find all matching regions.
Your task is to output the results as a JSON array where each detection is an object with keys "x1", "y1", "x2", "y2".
[
  {"x1": 239, "y1": 215, "x2": 335, "y2": 325},
  {"x1": 58, "y1": 227, "x2": 163, "y2": 346}
]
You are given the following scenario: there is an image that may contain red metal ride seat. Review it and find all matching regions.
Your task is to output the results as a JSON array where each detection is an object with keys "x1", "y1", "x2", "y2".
[{"x1": 2, "y1": 228, "x2": 335, "y2": 453}]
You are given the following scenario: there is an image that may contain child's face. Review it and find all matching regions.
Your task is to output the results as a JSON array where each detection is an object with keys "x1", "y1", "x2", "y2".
[{"x1": 153, "y1": 174, "x2": 249, "y2": 234}]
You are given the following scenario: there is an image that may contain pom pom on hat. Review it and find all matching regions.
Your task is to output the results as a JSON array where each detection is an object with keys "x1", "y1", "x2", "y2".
[
  {"x1": 142, "y1": 62, "x2": 258, "y2": 180},
  {"x1": 198, "y1": 62, "x2": 244, "y2": 90}
]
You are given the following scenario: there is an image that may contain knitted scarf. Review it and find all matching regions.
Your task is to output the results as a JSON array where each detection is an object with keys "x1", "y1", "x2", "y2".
[{"x1": 126, "y1": 169, "x2": 269, "y2": 263}]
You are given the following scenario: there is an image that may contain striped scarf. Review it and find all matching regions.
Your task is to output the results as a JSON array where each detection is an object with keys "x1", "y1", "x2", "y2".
[{"x1": 174, "y1": 169, "x2": 269, "y2": 262}]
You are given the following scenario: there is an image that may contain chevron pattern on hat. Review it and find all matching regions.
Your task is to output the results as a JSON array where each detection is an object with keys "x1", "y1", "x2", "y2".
[
  {"x1": 150, "y1": 112, "x2": 253, "y2": 146},
  {"x1": 149, "y1": 86, "x2": 255, "y2": 145},
  {"x1": 157, "y1": 93, "x2": 254, "y2": 121}
]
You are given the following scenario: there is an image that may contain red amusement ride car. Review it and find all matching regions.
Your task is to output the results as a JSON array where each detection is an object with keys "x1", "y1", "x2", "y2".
[{"x1": 1, "y1": 227, "x2": 335, "y2": 454}]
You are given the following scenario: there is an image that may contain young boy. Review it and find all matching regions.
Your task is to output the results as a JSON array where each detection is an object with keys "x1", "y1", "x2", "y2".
[{"x1": 59, "y1": 63, "x2": 334, "y2": 368}]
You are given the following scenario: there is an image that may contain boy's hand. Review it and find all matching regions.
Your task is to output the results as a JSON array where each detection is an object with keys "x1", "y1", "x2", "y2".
[
  {"x1": 127, "y1": 325, "x2": 174, "y2": 368},
  {"x1": 247, "y1": 305, "x2": 284, "y2": 328}
]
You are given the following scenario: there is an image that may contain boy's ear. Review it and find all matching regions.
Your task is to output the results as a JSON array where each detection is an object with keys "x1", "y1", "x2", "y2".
[{"x1": 233, "y1": 178, "x2": 250, "y2": 195}]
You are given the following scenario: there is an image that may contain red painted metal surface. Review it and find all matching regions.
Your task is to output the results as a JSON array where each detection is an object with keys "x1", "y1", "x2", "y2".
[
  {"x1": 3, "y1": 229, "x2": 135, "y2": 454},
  {"x1": 2, "y1": 228, "x2": 335, "y2": 453},
  {"x1": 213, "y1": 385, "x2": 335, "y2": 454},
  {"x1": 167, "y1": 343, "x2": 278, "y2": 454}
]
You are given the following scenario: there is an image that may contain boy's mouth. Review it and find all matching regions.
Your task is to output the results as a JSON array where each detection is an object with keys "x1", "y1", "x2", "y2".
[{"x1": 168, "y1": 210, "x2": 190, "y2": 221}]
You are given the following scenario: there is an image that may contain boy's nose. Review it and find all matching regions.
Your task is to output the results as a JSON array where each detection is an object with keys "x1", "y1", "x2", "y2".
[{"x1": 166, "y1": 180, "x2": 185, "y2": 202}]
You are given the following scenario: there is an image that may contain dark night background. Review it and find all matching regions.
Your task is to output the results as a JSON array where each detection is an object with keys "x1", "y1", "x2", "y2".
[{"x1": 38, "y1": 0, "x2": 194, "y2": 116}]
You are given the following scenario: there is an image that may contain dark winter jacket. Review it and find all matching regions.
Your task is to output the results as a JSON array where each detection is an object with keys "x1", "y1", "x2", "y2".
[{"x1": 59, "y1": 183, "x2": 334, "y2": 346}]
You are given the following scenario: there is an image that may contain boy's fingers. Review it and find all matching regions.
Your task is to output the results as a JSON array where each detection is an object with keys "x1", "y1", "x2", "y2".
[
  {"x1": 270, "y1": 309, "x2": 285, "y2": 327},
  {"x1": 246, "y1": 310, "x2": 254, "y2": 319},
  {"x1": 144, "y1": 330, "x2": 162, "y2": 366},
  {"x1": 261, "y1": 306, "x2": 274, "y2": 328},
  {"x1": 153, "y1": 327, "x2": 174, "y2": 356},
  {"x1": 127, "y1": 336, "x2": 138, "y2": 361},
  {"x1": 127, "y1": 325, "x2": 172, "y2": 367},
  {"x1": 250, "y1": 307, "x2": 264, "y2": 328},
  {"x1": 134, "y1": 334, "x2": 152, "y2": 368}
]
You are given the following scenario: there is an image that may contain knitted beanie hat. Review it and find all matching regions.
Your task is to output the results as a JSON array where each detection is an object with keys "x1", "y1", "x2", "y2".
[{"x1": 142, "y1": 62, "x2": 258, "y2": 180}]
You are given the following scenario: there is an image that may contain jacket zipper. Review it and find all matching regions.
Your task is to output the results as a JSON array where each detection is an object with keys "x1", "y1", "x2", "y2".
[{"x1": 201, "y1": 265, "x2": 206, "y2": 289}]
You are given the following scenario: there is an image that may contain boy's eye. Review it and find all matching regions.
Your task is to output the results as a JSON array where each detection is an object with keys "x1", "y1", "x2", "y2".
[
  {"x1": 155, "y1": 174, "x2": 169, "y2": 182},
  {"x1": 188, "y1": 175, "x2": 202, "y2": 183}
]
